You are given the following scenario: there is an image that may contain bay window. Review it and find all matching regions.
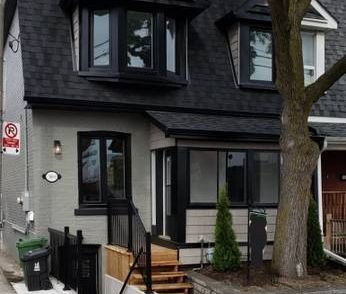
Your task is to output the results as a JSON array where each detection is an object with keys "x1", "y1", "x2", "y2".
[
  {"x1": 189, "y1": 149, "x2": 280, "y2": 206},
  {"x1": 127, "y1": 11, "x2": 153, "y2": 69},
  {"x1": 92, "y1": 10, "x2": 110, "y2": 67},
  {"x1": 80, "y1": 5, "x2": 187, "y2": 86}
]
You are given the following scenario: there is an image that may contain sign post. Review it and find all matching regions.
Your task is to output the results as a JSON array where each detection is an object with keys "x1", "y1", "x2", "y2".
[{"x1": 2, "y1": 121, "x2": 21, "y2": 155}]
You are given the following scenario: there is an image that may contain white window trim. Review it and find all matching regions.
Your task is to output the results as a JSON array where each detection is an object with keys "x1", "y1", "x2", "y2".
[
  {"x1": 302, "y1": 0, "x2": 338, "y2": 30},
  {"x1": 315, "y1": 32, "x2": 325, "y2": 78},
  {"x1": 302, "y1": 31, "x2": 325, "y2": 83}
]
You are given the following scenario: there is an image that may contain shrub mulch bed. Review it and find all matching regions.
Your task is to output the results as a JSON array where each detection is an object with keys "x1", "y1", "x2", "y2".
[{"x1": 199, "y1": 261, "x2": 346, "y2": 291}]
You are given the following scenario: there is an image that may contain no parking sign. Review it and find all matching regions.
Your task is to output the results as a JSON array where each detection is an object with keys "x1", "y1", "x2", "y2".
[{"x1": 2, "y1": 121, "x2": 20, "y2": 155}]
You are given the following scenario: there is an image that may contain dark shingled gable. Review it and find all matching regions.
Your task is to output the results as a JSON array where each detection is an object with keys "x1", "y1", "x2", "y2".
[{"x1": 13, "y1": 0, "x2": 346, "y2": 118}]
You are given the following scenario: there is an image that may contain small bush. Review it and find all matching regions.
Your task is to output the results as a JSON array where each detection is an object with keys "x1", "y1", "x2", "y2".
[
  {"x1": 212, "y1": 188, "x2": 241, "y2": 271},
  {"x1": 307, "y1": 198, "x2": 325, "y2": 267}
]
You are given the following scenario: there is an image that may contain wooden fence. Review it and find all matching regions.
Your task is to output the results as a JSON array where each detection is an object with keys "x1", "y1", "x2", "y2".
[{"x1": 325, "y1": 214, "x2": 346, "y2": 257}]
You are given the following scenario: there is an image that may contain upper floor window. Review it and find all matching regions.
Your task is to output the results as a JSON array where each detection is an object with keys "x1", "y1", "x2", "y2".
[
  {"x1": 92, "y1": 10, "x2": 110, "y2": 67},
  {"x1": 216, "y1": 0, "x2": 337, "y2": 90},
  {"x1": 80, "y1": 5, "x2": 188, "y2": 87},
  {"x1": 241, "y1": 26, "x2": 319, "y2": 87},
  {"x1": 127, "y1": 11, "x2": 153, "y2": 69}
]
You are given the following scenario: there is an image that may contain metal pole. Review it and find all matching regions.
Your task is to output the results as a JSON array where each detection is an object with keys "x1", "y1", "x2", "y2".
[
  {"x1": 63, "y1": 226, "x2": 71, "y2": 291},
  {"x1": 145, "y1": 232, "x2": 152, "y2": 294},
  {"x1": 76, "y1": 230, "x2": 83, "y2": 292},
  {"x1": 247, "y1": 206, "x2": 250, "y2": 285},
  {"x1": 128, "y1": 202, "x2": 133, "y2": 251}
]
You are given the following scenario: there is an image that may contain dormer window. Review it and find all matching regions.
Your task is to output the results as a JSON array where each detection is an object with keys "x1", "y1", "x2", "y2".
[
  {"x1": 240, "y1": 27, "x2": 319, "y2": 88},
  {"x1": 69, "y1": 0, "x2": 210, "y2": 87},
  {"x1": 217, "y1": 0, "x2": 338, "y2": 90},
  {"x1": 249, "y1": 28, "x2": 273, "y2": 83}
]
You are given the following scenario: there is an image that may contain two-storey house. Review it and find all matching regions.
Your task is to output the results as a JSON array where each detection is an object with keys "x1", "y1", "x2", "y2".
[{"x1": 1, "y1": 0, "x2": 346, "y2": 292}]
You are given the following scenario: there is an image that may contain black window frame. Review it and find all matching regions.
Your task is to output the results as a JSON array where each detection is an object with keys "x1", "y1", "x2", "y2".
[
  {"x1": 187, "y1": 148, "x2": 280, "y2": 208},
  {"x1": 77, "y1": 131, "x2": 132, "y2": 210},
  {"x1": 89, "y1": 8, "x2": 112, "y2": 69},
  {"x1": 79, "y1": 3, "x2": 188, "y2": 86},
  {"x1": 239, "y1": 24, "x2": 276, "y2": 90}
]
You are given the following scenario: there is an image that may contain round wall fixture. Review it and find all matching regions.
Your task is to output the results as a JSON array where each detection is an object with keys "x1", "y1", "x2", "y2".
[{"x1": 42, "y1": 171, "x2": 62, "y2": 183}]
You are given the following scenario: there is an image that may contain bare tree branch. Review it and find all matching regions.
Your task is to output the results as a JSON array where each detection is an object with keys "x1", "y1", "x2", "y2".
[{"x1": 306, "y1": 55, "x2": 346, "y2": 103}]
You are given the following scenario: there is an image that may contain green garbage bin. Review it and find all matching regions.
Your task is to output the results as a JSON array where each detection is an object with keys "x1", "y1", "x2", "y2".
[{"x1": 16, "y1": 237, "x2": 48, "y2": 266}]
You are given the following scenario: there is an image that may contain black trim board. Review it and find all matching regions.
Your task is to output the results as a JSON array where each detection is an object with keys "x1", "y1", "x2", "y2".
[{"x1": 25, "y1": 95, "x2": 281, "y2": 119}]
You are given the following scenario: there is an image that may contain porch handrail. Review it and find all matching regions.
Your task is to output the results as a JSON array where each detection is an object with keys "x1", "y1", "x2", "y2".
[{"x1": 108, "y1": 199, "x2": 152, "y2": 294}]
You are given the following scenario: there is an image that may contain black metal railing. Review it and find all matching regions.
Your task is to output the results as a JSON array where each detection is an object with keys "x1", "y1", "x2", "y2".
[
  {"x1": 108, "y1": 199, "x2": 152, "y2": 293},
  {"x1": 48, "y1": 227, "x2": 100, "y2": 294}
]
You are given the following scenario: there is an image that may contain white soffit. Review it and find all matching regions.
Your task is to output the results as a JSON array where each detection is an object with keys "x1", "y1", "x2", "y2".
[{"x1": 302, "y1": 0, "x2": 338, "y2": 30}]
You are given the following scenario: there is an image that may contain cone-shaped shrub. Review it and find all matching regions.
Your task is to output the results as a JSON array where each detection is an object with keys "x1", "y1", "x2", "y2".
[
  {"x1": 307, "y1": 197, "x2": 325, "y2": 267},
  {"x1": 212, "y1": 187, "x2": 241, "y2": 271}
]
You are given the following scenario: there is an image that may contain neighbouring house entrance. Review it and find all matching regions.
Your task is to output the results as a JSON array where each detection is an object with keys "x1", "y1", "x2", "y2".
[
  {"x1": 322, "y1": 151, "x2": 346, "y2": 223},
  {"x1": 321, "y1": 150, "x2": 346, "y2": 256}
]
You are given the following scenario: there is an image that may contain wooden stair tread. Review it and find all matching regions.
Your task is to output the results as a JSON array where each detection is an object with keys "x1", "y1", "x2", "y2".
[
  {"x1": 137, "y1": 282, "x2": 193, "y2": 291},
  {"x1": 132, "y1": 271, "x2": 187, "y2": 281},
  {"x1": 131, "y1": 260, "x2": 179, "y2": 267}
]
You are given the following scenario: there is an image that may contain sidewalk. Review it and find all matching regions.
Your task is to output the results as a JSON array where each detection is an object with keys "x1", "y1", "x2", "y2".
[{"x1": 0, "y1": 238, "x2": 22, "y2": 294}]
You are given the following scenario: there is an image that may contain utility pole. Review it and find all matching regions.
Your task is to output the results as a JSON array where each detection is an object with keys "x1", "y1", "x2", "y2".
[{"x1": 0, "y1": 0, "x2": 6, "y2": 227}]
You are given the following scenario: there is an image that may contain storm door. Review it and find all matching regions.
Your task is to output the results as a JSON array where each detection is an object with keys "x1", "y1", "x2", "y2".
[{"x1": 154, "y1": 149, "x2": 178, "y2": 241}]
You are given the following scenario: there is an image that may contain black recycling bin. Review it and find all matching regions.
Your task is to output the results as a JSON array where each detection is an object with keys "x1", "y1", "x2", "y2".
[{"x1": 21, "y1": 247, "x2": 52, "y2": 291}]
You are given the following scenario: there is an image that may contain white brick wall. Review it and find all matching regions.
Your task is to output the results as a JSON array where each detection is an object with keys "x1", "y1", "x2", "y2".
[{"x1": 1, "y1": 8, "x2": 33, "y2": 257}]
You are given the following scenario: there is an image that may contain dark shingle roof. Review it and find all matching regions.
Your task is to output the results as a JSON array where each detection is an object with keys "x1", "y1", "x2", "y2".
[
  {"x1": 14, "y1": 0, "x2": 346, "y2": 117},
  {"x1": 147, "y1": 111, "x2": 280, "y2": 139},
  {"x1": 310, "y1": 123, "x2": 346, "y2": 137}
]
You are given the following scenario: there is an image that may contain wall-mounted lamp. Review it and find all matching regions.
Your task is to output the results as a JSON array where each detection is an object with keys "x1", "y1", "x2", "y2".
[{"x1": 54, "y1": 140, "x2": 62, "y2": 155}]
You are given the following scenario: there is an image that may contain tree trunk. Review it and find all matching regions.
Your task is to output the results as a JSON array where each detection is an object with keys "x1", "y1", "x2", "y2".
[
  {"x1": 272, "y1": 103, "x2": 320, "y2": 277},
  {"x1": 267, "y1": 0, "x2": 346, "y2": 278}
]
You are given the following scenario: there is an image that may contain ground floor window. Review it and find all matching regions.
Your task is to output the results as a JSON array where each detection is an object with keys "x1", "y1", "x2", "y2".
[
  {"x1": 189, "y1": 149, "x2": 280, "y2": 206},
  {"x1": 78, "y1": 131, "x2": 130, "y2": 207}
]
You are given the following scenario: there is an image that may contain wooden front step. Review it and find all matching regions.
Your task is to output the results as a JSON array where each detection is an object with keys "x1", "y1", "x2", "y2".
[
  {"x1": 130, "y1": 260, "x2": 180, "y2": 268},
  {"x1": 131, "y1": 244, "x2": 192, "y2": 294},
  {"x1": 137, "y1": 282, "x2": 193, "y2": 292},
  {"x1": 132, "y1": 271, "x2": 187, "y2": 283}
]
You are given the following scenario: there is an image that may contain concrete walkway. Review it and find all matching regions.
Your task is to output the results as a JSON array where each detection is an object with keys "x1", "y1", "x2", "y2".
[{"x1": 0, "y1": 267, "x2": 16, "y2": 294}]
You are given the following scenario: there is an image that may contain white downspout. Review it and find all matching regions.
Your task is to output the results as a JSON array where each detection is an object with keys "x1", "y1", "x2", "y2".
[{"x1": 317, "y1": 139, "x2": 328, "y2": 234}]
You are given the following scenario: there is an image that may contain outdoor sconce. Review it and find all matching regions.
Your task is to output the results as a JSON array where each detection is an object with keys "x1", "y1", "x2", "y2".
[{"x1": 54, "y1": 140, "x2": 62, "y2": 155}]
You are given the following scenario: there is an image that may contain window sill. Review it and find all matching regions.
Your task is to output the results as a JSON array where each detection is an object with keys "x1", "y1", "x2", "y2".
[
  {"x1": 74, "y1": 207, "x2": 108, "y2": 216},
  {"x1": 239, "y1": 81, "x2": 277, "y2": 91},
  {"x1": 78, "y1": 70, "x2": 188, "y2": 88}
]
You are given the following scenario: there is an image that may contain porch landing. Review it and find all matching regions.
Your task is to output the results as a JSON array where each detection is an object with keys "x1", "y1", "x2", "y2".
[{"x1": 105, "y1": 244, "x2": 192, "y2": 294}]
